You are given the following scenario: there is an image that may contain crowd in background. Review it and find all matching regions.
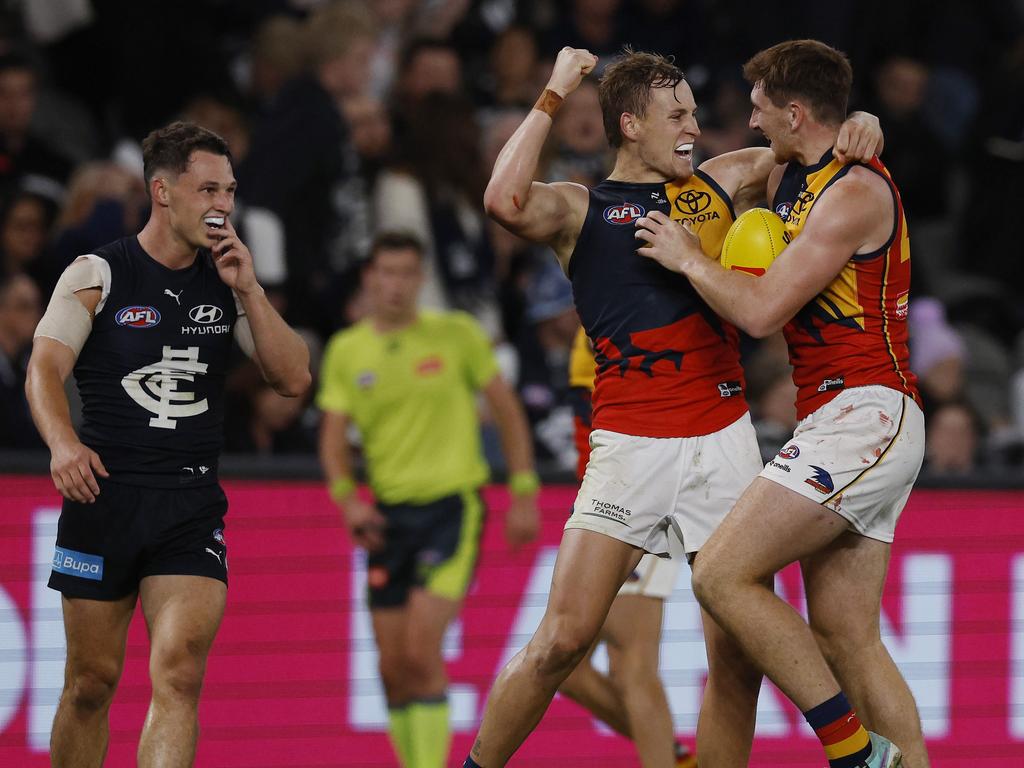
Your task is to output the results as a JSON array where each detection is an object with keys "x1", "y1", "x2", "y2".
[{"x1": 1, "y1": 0, "x2": 1023, "y2": 478}]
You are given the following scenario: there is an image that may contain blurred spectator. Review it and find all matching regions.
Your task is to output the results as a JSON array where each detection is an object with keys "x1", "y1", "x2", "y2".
[
  {"x1": 0, "y1": 190, "x2": 55, "y2": 287},
  {"x1": 515, "y1": 260, "x2": 579, "y2": 469},
  {"x1": 373, "y1": 92, "x2": 500, "y2": 336},
  {"x1": 238, "y1": 0, "x2": 374, "y2": 334},
  {"x1": 394, "y1": 37, "x2": 464, "y2": 108},
  {"x1": 225, "y1": 375, "x2": 316, "y2": 455},
  {"x1": 340, "y1": 94, "x2": 394, "y2": 195},
  {"x1": 545, "y1": 79, "x2": 610, "y2": 187},
  {"x1": 0, "y1": 51, "x2": 72, "y2": 207},
  {"x1": 540, "y1": 0, "x2": 627, "y2": 71},
  {"x1": 247, "y1": 15, "x2": 307, "y2": 109},
  {"x1": 924, "y1": 399, "x2": 984, "y2": 475},
  {"x1": 480, "y1": 25, "x2": 544, "y2": 110},
  {"x1": 908, "y1": 296, "x2": 966, "y2": 407},
  {"x1": 50, "y1": 161, "x2": 146, "y2": 272},
  {"x1": 0, "y1": 272, "x2": 43, "y2": 449},
  {"x1": 697, "y1": 76, "x2": 763, "y2": 161}
]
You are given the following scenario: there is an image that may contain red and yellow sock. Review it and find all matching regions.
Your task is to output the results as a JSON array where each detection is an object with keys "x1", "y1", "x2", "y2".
[{"x1": 803, "y1": 692, "x2": 872, "y2": 768}]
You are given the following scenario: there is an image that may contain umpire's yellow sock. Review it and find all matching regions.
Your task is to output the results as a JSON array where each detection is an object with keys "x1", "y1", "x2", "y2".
[
  {"x1": 388, "y1": 705, "x2": 413, "y2": 766},
  {"x1": 408, "y1": 697, "x2": 451, "y2": 768}
]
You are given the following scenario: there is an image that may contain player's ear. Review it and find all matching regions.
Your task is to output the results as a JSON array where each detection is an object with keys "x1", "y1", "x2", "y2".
[
  {"x1": 788, "y1": 102, "x2": 804, "y2": 131},
  {"x1": 620, "y1": 112, "x2": 639, "y2": 142},
  {"x1": 150, "y1": 176, "x2": 170, "y2": 208}
]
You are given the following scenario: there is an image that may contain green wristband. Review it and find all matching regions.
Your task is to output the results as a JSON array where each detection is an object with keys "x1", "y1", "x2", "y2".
[
  {"x1": 329, "y1": 476, "x2": 356, "y2": 502},
  {"x1": 508, "y1": 470, "x2": 540, "y2": 496}
]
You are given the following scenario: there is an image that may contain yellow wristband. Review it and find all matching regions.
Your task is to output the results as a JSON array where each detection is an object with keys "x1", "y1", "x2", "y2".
[
  {"x1": 509, "y1": 470, "x2": 540, "y2": 496},
  {"x1": 329, "y1": 476, "x2": 356, "y2": 503}
]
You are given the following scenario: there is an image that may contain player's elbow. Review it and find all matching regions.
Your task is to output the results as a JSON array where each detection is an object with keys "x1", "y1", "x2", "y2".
[
  {"x1": 272, "y1": 368, "x2": 312, "y2": 398},
  {"x1": 483, "y1": 184, "x2": 520, "y2": 226},
  {"x1": 743, "y1": 306, "x2": 787, "y2": 339}
]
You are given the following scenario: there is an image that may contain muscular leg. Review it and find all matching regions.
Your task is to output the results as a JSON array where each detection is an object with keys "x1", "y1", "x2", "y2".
[
  {"x1": 602, "y1": 594, "x2": 674, "y2": 768},
  {"x1": 469, "y1": 529, "x2": 643, "y2": 767},
  {"x1": 137, "y1": 575, "x2": 226, "y2": 768},
  {"x1": 803, "y1": 531, "x2": 930, "y2": 768},
  {"x1": 691, "y1": 478, "x2": 851, "y2": 710},
  {"x1": 50, "y1": 592, "x2": 137, "y2": 768},
  {"x1": 558, "y1": 642, "x2": 633, "y2": 738},
  {"x1": 695, "y1": 605, "x2": 762, "y2": 768}
]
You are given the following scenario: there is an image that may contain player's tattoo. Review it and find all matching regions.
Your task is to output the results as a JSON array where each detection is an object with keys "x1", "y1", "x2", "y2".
[{"x1": 471, "y1": 737, "x2": 483, "y2": 757}]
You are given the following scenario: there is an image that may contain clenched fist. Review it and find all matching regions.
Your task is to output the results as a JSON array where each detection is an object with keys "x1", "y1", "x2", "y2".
[{"x1": 546, "y1": 47, "x2": 598, "y2": 97}]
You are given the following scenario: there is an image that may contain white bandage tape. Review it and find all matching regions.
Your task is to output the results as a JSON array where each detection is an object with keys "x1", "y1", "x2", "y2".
[{"x1": 34, "y1": 255, "x2": 110, "y2": 356}]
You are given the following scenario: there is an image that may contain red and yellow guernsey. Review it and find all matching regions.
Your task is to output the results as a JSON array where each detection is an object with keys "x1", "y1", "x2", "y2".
[
  {"x1": 772, "y1": 152, "x2": 919, "y2": 420},
  {"x1": 568, "y1": 170, "x2": 747, "y2": 437}
]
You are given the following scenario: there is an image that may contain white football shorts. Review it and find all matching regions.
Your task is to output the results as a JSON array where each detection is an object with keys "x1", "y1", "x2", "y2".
[
  {"x1": 759, "y1": 385, "x2": 925, "y2": 543},
  {"x1": 565, "y1": 413, "x2": 763, "y2": 557}
]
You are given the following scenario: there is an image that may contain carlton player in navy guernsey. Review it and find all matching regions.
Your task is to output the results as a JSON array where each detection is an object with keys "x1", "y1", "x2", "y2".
[
  {"x1": 464, "y1": 46, "x2": 882, "y2": 768},
  {"x1": 25, "y1": 122, "x2": 310, "y2": 767}
]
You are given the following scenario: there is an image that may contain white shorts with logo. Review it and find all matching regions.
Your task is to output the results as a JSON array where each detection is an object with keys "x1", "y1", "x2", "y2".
[
  {"x1": 565, "y1": 413, "x2": 763, "y2": 557},
  {"x1": 760, "y1": 385, "x2": 924, "y2": 543},
  {"x1": 617, "y1": 552, "x2": 679, "y2": 600}
]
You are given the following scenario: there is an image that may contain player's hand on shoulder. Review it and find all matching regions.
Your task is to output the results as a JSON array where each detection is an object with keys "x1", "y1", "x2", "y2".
[
  {"x1": 211, "y1": 217, "x2": 259, "y2": 295},
  {"x1": 49, "y1": 438, "x2": 109, "y2": 503},
  {"x1": 834, "y1": 111, "x2": 883, "y2": 164},
  {"x1": 547, "y1": 47, "x2": 598, "y2": 97},
  {"x1": 505, "y1": 494, "x2": 540, "y2": 549},
  {"x1": 341, "y1": 496, "x2": 387, "y2": 552},
  {"x1": 634, "y1": 211, "x2": 703, "y2": 275}
]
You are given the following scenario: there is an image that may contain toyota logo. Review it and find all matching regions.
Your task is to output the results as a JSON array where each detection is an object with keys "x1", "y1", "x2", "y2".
[
  {"x1": 674, "y1": 189, "x2": 711, "y2": 215},
  {"x1": 188, "y1": 305, "x2": 224, "y2": 324}
]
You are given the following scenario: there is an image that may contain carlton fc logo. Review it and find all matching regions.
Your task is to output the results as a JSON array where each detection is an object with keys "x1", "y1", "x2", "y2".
[
  {"x1": 116, "y1": 306, "x2": 160, "y2": 328},
  {"x1": 604, "y1": 203, "x2": 644, "y2": 225}
]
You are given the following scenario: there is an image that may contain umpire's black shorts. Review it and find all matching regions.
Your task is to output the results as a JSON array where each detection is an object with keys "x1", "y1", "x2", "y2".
[
  {"x1": 367, "y1": 488, "x2": 485, "y2": 609},
  {"x1": 48, "y1": 478, "x2": 229, "y2": 600}
]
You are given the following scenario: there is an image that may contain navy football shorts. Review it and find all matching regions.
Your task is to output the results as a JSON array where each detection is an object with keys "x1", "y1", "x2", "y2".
[{"x1": 48, "y1": 478, "x2": 229, "y2": 600}]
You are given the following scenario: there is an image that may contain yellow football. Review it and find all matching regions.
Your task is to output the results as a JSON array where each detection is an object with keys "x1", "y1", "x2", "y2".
[{"x1": 720, "y1": 208, "x2": 787, "y2": 276}]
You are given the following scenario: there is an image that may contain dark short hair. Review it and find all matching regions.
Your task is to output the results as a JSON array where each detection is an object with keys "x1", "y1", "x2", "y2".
[
  {"x1": 399, "y1": 37, "x2": 458, "y2": 75},
  {"x1": 743, "y1": 39, "x2": 852, "y2": 126},
  {"x1": 141, "y1": 121, "x2": 232, "y2": 187},
  {"x1": 368, "y1": 231, "x2": 425, "y2": 263},
  {"x1": 598, "y1": 47, "x2": 685, "y2": 148}
]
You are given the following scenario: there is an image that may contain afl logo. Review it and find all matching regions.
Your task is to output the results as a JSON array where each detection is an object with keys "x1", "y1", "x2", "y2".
[
  {"x1": 604, "y1": 203, "x2": 645, "y2": 225},
  {"x1": 778, "y1": 444, "x2": 800, "y2": 460},
  {"x1": 115, "y1": 306, "x2": 161, "y2": 328},
  {"x1": 188, "y1": 304, "x2": 224, "y2": 324},
  {"x1": 775, "y1": 203, "x2": 792, "y2": 221}
]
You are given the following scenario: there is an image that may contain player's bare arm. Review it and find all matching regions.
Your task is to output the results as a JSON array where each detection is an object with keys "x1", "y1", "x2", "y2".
[
  {"x1": 635, "y1": 167, "x2": 893, "y2": 337},
  {"x1": 483, "y1": 46, "x2": 595, "y2": 269},
  {"x1": 481, "y1": 374, "x2": 540, "y2": 548},
  {"x1": 318, "y1": 410, "x2": 387, "y2": 551},
  {"x1": 700, "y1": 111, "x2": 883, "y2": 213},
  {"x1": 26, "y1": 284, "x2": 109, "y2": 503},
  {"x1": 211, "y1": 217, "x2": 311, "y2": 397}
]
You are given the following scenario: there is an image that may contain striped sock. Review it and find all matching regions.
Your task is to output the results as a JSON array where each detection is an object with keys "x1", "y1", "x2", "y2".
[{"x1": 803, "y1": 692, "x2": 872, "y2": 768}]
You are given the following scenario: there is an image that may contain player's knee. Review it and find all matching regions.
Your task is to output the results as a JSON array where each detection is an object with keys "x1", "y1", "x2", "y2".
[
  {"x1": 403, "y1": 645, "x2": 445, "y2": 691},
  {"x1": 151, "y1": 649, "x2": 206, "y2": 703},
  {"x1": 64, "y1": 664, "x2": 120, "y2": 713},
  {"x1": 691, "y1": 555, "x2": 729, "y2": 610},
  {"x1": 378, "y1": 654, "x2": 408, "y2": 697},
  {"x1": 811, "y1": 618, "x2": 879, "y2": 668},
  {"x1": 529, "y1": 623, "x2": 593, "y2": 677}
]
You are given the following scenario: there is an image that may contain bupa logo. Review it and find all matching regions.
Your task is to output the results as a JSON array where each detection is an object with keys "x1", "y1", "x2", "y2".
[
  {"x1": 52, "y1": 546, "x2": 104, "y2": 581},
  {"x1": 189, "y1": 304, "x2": 224, "y2": 324},
  {"x1": 604, "y1": 203, "x2": 645, "y2": 225},
  {"x1": 115, "y1": 306, "x2": 160, "y2": 328}
]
